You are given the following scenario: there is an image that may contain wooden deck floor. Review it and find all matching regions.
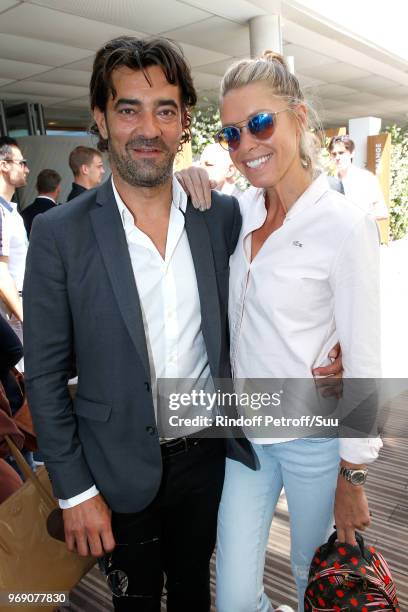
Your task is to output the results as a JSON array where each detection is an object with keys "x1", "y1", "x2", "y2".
[{"x1": 65, "y1": 393, "x2": 408, "y2": 611}]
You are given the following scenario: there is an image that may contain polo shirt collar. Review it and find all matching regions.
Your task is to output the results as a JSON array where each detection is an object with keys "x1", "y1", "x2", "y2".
[
  {"x1": 283, "y1": 173, "x2": 329, "y2": 220},
  {"x1": 0, "y1": 196, "x2": 13, "y2": 212},
  {"x1": 240, "y1": 172, "x2": 330, "y2": 230}
]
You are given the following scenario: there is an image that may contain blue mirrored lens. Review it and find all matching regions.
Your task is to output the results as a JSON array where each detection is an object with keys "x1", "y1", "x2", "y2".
[
  {"x1": 219, "y1": 126, "x2": 241, "y2": 150},
  {"x1": 248, "y1": 112, "x2": 273, "y2": 135},
  {"x1": 216, "y1": 112, "x2": 275, "y2": 150}
]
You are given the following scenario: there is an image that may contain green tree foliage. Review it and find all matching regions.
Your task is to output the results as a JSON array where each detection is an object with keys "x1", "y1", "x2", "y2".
[
  {"x1": 191, "y1": 101, "x2": 220, "y2": 157},
  {"x1": 385, "y1": 124, "x2": 408, "y2": 240}
]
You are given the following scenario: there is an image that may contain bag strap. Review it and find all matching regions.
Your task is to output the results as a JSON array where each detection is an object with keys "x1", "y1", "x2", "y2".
[
  {"x1": 327, "y1": 530, "x2": 370, "y2": 562},
  {"x1": 4, "y1": 434, "x2": 56, "y2": 512}
]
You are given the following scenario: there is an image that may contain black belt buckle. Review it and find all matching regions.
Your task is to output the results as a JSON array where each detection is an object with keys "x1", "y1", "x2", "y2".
[
  {"x1": 161, "y1": 435, "x2": 201, "y2": 458},
  {"x1": 161, "y1": 436, "x2": 189, "y2": 458}
]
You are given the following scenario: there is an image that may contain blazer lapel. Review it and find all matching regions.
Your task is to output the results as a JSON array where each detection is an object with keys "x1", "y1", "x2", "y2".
[
  {"x1": 184, "y1": 201, "x2": 222, "y2": 376},
  {"x1": 90, "y1": 180, "x2": 151, "y2": 379}
]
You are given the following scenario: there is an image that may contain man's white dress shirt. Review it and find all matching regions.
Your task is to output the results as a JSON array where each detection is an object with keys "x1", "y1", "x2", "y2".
[
  {"x1": 229, "y1": 174, "x2": 382, "y2": 463},
  {"x1": 341, "y1": 165, "x2": 388, "y2": 219},
  {"x1": 60, "y1": 177, "x2": 211, "y2": 508}
]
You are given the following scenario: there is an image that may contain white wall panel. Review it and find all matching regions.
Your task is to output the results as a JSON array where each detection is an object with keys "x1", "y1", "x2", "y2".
[
  {"x1": 0, "y1": 58, "x2": 51, "y2": 80},
  {"x1": 0, "y1": 33, "x2": 91, "y2": 66},
  {"x1": 163, "y1": 16, "x2": 250, "y2": 57},
  {"x1": 0, "y1": 3, "x2": 143, "y2": 50},
  {"x1": 29, "y1": 0, "x2": 211, "y2": 34},
  {"x1": 1, "y1": 80, "x2": 88, "y2": 98}
]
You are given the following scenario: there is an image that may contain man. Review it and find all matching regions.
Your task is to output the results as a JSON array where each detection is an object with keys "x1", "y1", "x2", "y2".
[
  {"x1": 0, "y1": 136, "x2": 29, "y2": 350},
  {"x1": 24, "y1": 36, "x2": 254, "y2": 612},
  {"x1": 328, "y1": 135, "x2": 389, "y2": 220},
  {"x1": 21, "y1": 168, "x2": 61, "y2": 238},
  {"x1": 67, "y1": 145, "x2": 105, "y2": 201},
  {"x1": 199, "y1": 143, "x2": 241, "y2": 197}
]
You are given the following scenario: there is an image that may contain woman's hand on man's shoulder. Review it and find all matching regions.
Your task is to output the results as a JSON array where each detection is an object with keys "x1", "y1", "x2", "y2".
[{"x1": 175, "y1": 167, "x2": 215, "y2": 211}]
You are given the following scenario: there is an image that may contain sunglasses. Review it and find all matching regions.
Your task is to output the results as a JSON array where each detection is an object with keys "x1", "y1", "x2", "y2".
[
  {"x1": 4, "y1": 158, "x2": 28, "y2": 167},
  {"x1": 214, "y1": 109, "x2": 289, "y2": 152}
]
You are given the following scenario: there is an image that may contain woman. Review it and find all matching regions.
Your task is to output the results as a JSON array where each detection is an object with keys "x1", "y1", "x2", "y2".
[{"x1": 178, "y1": 51, "x2": 381, "y2": 612}]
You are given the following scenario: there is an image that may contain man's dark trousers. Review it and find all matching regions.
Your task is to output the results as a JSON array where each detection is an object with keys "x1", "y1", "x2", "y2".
[{"x1": 103, "y1": 437, "x2": 225, "y2": 612}]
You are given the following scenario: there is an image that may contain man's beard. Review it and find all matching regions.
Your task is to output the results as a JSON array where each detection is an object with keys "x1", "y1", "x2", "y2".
[{"x1": 109, "y1": 137, "x2": 176, "y2": 188}]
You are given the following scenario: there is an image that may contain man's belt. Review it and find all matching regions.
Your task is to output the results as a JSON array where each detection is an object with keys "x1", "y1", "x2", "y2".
[{"x1": 160, "y1": 427, "x2": 214, "y2": 459}]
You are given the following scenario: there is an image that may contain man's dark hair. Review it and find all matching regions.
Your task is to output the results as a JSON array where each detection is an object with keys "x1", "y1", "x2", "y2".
[
  {"x1": 89, "y1": 36, "x2": 197, "y2": 152},
  {"x1": 328, "y1": 135, "x2": 355, "y2": 154},
  {"x1": 0, "y1": 136, "x2": 19, "y2": 160},
  {"x1": 68, "y1": 146, "x2": 101, "y2": 177},
  {"x1": 36, "y1": 169, "x2": 61, "y2": 194}
]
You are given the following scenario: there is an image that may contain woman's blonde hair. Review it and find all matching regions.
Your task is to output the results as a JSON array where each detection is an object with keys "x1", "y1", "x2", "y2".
[{"x1": 220, "y1": 50, "x2": 321, "y2": 172}]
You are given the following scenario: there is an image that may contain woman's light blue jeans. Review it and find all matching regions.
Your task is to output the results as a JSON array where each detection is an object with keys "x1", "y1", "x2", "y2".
[{"x1": 216, "y1": 438, "x2": 339, "y2": 612}]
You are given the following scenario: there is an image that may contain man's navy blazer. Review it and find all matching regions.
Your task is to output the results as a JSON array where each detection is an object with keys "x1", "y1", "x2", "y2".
[
  {"x1": 21, "y1": 196, "x2": 57, "y2": 238},
  {"x1": 23, "y1": 178, "x2": 255, "y2": 513},
  {"x1": 67, "y1": 182, "x2": 87, "y2": 202}
]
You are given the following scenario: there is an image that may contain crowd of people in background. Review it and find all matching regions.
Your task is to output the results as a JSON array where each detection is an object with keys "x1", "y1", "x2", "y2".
[
  {"x1": 0, "y1": 138, "x2": 105, "y2": 357},
  {"x1": 0, "y1": 138, "x2": 107, "y2": 479}
]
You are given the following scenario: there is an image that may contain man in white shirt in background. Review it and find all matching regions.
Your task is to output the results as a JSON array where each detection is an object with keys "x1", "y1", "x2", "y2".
[
  {"x1": 0, "y1": 136, "x2": 29, "y2": 364},
  {"x1": 199, "y1": 142, "x2": 242, "y2": 198},
  {"x1": 328, "y1": 135, "x2": 389, "y2": 220}
]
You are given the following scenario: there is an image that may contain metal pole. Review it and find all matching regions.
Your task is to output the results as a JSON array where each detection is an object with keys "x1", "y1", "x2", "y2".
[
  {"x1": 0, "y1": 101, "x2": 7, "y2": 136},
  {"x1": 35, "y1": 103, "x2": 46, "y2": 135}
]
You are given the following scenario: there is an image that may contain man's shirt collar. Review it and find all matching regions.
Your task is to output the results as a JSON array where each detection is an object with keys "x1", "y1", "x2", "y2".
[
  {"x1": 37, "y1": 195, "x2": 56, "y2": 203},
  {"x1": 111, "y1": 175, "x2": 188, "y2": 227},
  {"x1": 0, "y1": 195, "x2": 13, "y2": 212}
]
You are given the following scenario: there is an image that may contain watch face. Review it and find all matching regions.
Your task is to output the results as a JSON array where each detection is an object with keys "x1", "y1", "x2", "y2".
[{"x1": 350, "y1": 470, "x2": 367, "y2": 485}]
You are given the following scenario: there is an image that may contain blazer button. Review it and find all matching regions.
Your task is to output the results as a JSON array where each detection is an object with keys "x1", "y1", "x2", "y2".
[
  {"x1": 146, "y1": 425, "x2": 156, "y2": 436},
  {"x1": 144, "y1": 382, "x2": 151, "y2": 392}
]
